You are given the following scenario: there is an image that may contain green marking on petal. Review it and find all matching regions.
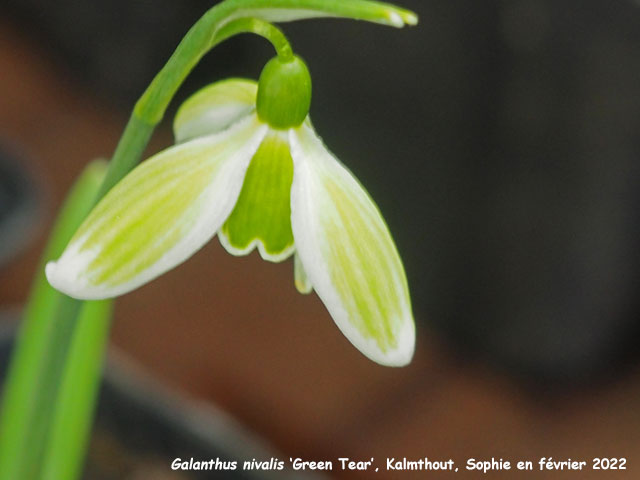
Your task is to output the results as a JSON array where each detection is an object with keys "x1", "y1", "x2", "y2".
[
  {"x1": 323, "y1": 179, "x2": 402, "y2": 347},
  {"x1": 86, "y1": 157, "x2": 214, "y2": 286},
  {"x1": 83, "y1": 120, "x2": 261, "y2": 286},
  {"x1": 219, "y1": 130, "x2": 294, "y2": 262},
  {"x1": 289, "y1": 123, "x2": 414, "y2": 366},
  {"x1": 47, "y1": 115, "x2": 267, "y2": 299},
  {"x1": 174, "y1": 78, "x2": 257, "y2": 142}
]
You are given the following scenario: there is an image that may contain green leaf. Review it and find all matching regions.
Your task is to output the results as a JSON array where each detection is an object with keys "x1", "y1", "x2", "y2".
[
  {"x1": 0, "y1": 160, "x2": 107, "y2": 480},
  {"x1": 40, "y1": 300, "x2": 112, "y2": 480}
]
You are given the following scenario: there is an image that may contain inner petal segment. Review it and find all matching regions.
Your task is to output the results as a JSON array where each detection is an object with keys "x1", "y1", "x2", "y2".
[{"x1": 219, "y1": 130, "x2": 295, "y2": 262}]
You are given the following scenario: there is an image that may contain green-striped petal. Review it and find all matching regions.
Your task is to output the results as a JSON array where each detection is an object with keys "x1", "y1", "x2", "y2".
[
  {"x1": 46, "y1": 115, "x2": 267, "y2": 299},
  {"x1": 289, "y1": 123, "x2": 414, "y2": 366},
  {"x1": 219, "y1": 130, "x2": 295, "y2": 262},
  {"x1": 174, "y1": 78, "x2": 257, "y2": 143}
]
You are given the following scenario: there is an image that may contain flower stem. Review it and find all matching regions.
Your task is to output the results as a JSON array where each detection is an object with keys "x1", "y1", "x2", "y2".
[
  {"x1": 94, "y1": 115, "x2": 154, "y2": 201},
  {"x1": 215, "y1": 17, "x2": 294, "y2": 60},
  {"x1": 133, "y1": 0, "x2": 416, "y2": 127},
  {"x1": 100, "y1": 0, "x2": 417, "y2": 199},
  {"x1": 97, "y1": 18, "x2": 292, "y2": 198}
]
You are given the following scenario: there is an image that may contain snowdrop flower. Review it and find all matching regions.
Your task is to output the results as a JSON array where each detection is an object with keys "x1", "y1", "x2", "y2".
[{"x1": 46, "y1": 55, "x2": 415, "y2": 366}]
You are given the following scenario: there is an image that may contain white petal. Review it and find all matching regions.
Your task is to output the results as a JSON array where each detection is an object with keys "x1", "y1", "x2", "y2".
[
  {"x1": 289, "y1": 123, "x2": 415, "y2": 366},
  {"x1": 294, "y1": 252, "x2": 313, "y2": 294},
  {"x1": 46, "y1": 115, "x2": 267, "y2": 299},
  {"x1": 174, "y1": 78, "x2": 257, "y2": 143}
]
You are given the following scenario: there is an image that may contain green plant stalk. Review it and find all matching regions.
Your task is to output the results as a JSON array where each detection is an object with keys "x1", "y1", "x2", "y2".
[
  {"x1": 136, "y1": 0, "x2": 416, "y2": 126},
  {"x1": 105, "y1": 0, "x2": 416, "y2": 197},
  {"x1": 95, "y1": 18, "x2": 289, "y2": 198},
  {"x1": 0, "y1": 161, "x2": 108, "y2": 480},
  {"x1": 40, "y1": 299, "x2": 113, "y2": 480},
  {"x1": 0, "y1": 1, "x2": 416, "y2": 478}
]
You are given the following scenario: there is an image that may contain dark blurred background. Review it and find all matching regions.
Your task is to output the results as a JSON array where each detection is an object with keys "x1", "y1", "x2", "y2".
[{"x1": 1, "y1": 0, "x2": 640, "y2": 478}]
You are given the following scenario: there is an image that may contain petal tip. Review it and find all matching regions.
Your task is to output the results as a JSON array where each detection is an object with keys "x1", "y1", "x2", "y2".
[
  {"x1": 45, "y1": 241, "x2": 116, "y2": 300},
  {"x1": 218, "y1": 231, "x2": 294, "y2": 263},
  {"x1": 45, "y1": 258, "x2": 87, "y2": 299},
  {"x1": 369, "y1": 317, "x2": 416, "y2": 367},
  {"x1": 44, "y1": 260, "x2": 58, "y2": 287}
]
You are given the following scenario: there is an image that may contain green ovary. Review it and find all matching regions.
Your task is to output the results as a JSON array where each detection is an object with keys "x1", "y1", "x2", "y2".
[{"x1": 221, "y1": 132, "x2": 294, "y2": 260}]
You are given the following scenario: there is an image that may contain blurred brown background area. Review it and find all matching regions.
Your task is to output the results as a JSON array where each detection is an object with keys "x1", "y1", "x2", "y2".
[{"x1": 1, "y1": 0, "x2": 640, "y2": 479}]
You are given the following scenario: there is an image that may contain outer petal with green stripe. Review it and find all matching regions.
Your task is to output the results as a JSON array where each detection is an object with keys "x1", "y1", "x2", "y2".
[
  {"x1": 289, "y1": 123, "x2": 414, "y2": 366},
  {"x1": 46, "y1": 114, "x2": 267, "y2": 299},
  {"x1": 46, "y1": 78, "x2": 415, "y2": 366}
]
